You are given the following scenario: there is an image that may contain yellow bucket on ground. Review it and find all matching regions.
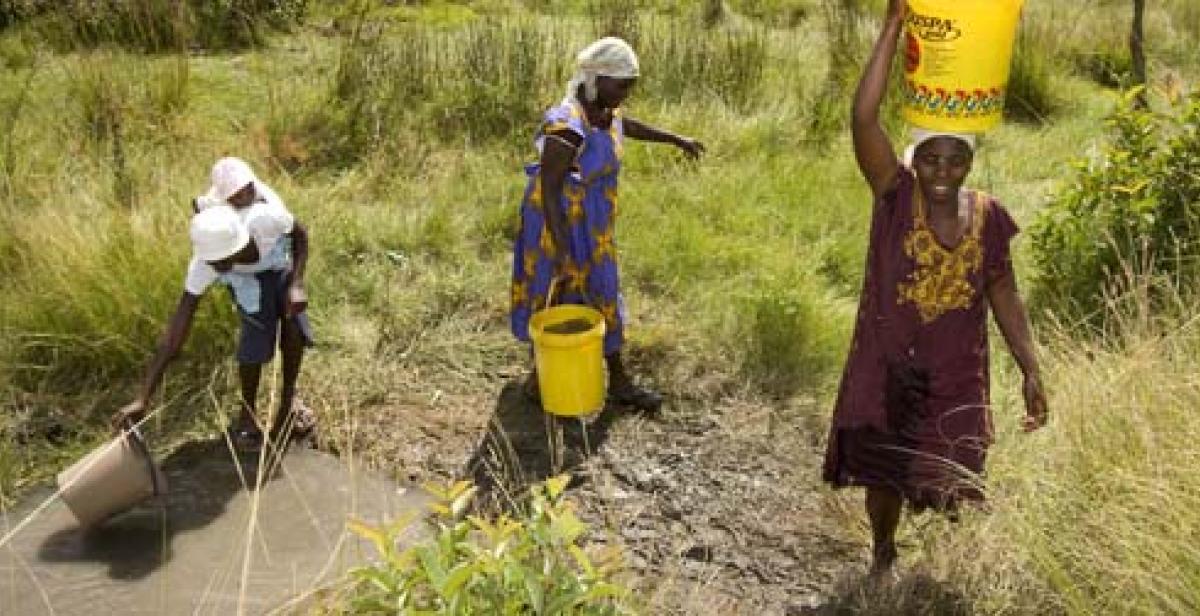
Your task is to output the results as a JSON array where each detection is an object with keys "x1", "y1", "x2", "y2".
[
  {"x1": 529, "y1": 304, "x2": 607, "y2": 417},
  {"x1": 902, "y1": 0, "x2": 1025, "y2": 133}
]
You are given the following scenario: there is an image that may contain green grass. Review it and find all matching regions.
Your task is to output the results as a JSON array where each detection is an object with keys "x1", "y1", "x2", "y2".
[{"x1": 1, "y1": 0, "x2": 1199, "y2": 612}]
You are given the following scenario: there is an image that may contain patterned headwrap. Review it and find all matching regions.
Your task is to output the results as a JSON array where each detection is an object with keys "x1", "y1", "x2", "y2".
[{"x1": 566, "y1": 37, "x2": 640, "y2": 105}]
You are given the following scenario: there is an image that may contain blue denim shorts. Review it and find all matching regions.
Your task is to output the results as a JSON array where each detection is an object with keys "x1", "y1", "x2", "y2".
[{"x1": 235, "y1": 270, "x2": 315, "y2": 364}]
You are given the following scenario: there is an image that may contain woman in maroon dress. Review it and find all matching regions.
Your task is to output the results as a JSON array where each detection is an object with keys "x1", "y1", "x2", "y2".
[{"x1": 823, "y1": 0, "x2": 1049, "y2": 575}]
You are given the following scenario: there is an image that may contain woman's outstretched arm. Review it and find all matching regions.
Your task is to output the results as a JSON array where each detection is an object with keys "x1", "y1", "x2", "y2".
[
  {"x1": 853, "y1": 0, "x2": 906, "y2": 199},
  {"x1": 623, "y1": 117, "x2": 705, "y2": 159}
]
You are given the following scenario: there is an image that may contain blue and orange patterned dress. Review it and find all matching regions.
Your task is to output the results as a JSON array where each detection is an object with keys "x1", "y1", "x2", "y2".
[{"x1": 510, "y1": 100, "x2": 626, "y2": 355}]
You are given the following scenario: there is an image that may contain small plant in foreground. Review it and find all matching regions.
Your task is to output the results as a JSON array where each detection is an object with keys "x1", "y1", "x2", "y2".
[{"x1": 339, "y1": 476, "x2": 635, "y2": 615}]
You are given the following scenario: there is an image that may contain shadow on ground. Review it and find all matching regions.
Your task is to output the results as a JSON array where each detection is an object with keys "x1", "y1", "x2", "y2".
[
  {"x1": 461, "y1": 380, "x2": 628, "y2": 512},
  {"x1": 36, "y1": 437, "x2": 276, "y2": 580},
  {"x1": 795, "y1": 568, "x2": 973, "y2": 616}
]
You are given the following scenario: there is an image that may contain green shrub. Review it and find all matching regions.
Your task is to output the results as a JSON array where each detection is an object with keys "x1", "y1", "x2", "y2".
[
  {"x1": 0, "y1": 0, "x2": 44, "y2": 31},
  {"x1": 735, "y1": 273, "x2": 849, "y2": 398},
  {"x1": 1070, "y1": 47, "x2": 1133, "y2": 89},
  {"x1": 336, "y1": 477, "x2": 636, "y2": 615},
  {"x1": 1029, "y1": 91, "x2": 1200, "y2": 324}
]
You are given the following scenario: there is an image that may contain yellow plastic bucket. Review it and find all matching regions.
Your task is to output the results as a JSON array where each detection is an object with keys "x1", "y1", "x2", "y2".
[
  {"x1": 902, "y1": 0, "x2": 1025, "y2": 133},
  {"x1": 528, "y1": 304, "x2": 607, "y2": 417}
]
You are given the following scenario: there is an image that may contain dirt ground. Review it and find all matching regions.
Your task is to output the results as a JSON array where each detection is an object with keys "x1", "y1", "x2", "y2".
[{"x1": 315, "y1": 366, "x2": 884, "y2": 615}]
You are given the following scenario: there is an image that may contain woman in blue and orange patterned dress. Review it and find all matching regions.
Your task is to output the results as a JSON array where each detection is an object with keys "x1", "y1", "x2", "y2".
[{"x1": 510, "y1": 37, "x2": 704, "y2": 414}]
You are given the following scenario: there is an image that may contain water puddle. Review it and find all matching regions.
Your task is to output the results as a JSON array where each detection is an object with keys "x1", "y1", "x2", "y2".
[{"x1": 0, "y1": 439, "x2": 428, "y2": 615}]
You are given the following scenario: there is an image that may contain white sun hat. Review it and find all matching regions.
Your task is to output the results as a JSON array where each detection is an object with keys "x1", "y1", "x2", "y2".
[
  {"x1": 206, "y1": 156, "x2": 257, "y2": 202},
  {"x1": 190, "y1": 204, "x2": 249, "y2": 262}
]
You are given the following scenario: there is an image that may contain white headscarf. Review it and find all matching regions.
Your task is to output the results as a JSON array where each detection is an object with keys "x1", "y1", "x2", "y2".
[
  {"x1": 196, "y1": 156, "x2": 284, "y2": 211},
  {"x1": 566, "y1": 37, "x2": 640, "y2": 105},
  {"x1": 902, "y1": 128, "x2": 977, "y2": 167}
]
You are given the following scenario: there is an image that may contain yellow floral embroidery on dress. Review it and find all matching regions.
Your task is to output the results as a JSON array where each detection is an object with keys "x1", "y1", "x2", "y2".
[
  {"x1": 523, "y1": 249, "x2": 539, "y2": 278},
  {"x1": 898, "y1": 187, "x2": 988, "y2": 323},
  {"x1": 593, "y1": 227, "x2": 617, "y2": 264},
  {"x1": 565, "y1": 184, "x2": 586, "y2": 225},
  {"x1": 538, "y1": 225, "x2": 557, "y2": 257},
  {"x1": 528, "y1": 177, "x2": 543, "y2": 212},
  {"x1": 604, "y1": 185, "x2": 619, "y2": 219},
  {"x1": 511, "y1": 280, "x2": 528, "y2": 308},
  {"x1": 561, "y1": 259, "x2": 592, "y2": 294}
]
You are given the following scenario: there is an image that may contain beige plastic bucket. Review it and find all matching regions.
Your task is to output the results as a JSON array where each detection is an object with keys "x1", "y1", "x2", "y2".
[{"x1": 56, "y1": 428, "x2": 166, "y2": 528}]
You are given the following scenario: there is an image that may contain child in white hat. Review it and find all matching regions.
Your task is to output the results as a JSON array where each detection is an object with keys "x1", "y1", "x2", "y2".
[{"x1": 114, "y1": 157, "x2": 314, "y2": 451}]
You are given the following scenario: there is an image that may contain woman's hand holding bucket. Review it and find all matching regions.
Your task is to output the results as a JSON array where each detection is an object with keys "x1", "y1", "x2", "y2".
[{"x1": 111, "y1": 400, "x2": 147, "y2": 433}]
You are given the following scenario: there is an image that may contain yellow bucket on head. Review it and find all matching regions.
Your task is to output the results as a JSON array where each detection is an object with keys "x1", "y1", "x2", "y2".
[
  {"x1": 901, "y1": 0, "x2": 1025, "y2": 133},
  {"x1": 529, "y1": 304, "x2": 607, "y2": 417}
]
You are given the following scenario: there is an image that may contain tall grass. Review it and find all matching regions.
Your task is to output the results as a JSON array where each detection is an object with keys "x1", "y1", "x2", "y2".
[
  {"x1": 266, "y1": 11, "x2": 790, "y2": 173},
  {"x1": 878, "y1": 289, "x2": 1200, "y2": 614},
  {"x1": 10, "y1": 0, "x2": 307, "y2": 52},
  {"x1": 1005, "y1": 26, "x2": 1058, "y2": 123}
]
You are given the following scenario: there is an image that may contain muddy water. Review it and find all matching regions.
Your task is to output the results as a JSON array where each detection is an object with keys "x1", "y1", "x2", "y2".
[
  {"x1": 543, "y1": 318, "x2": 594, "y2": 335},
  {"x1": 0, "y1": 440, "x2": 429, "y2": 615}
]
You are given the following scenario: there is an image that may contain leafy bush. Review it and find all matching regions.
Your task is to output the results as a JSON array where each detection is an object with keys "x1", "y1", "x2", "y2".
[
  {"x1": 337, "y1": 477, "x2": 636, "y2": 615},
  {"x1": 1029, "y1": 91, "x2": 1200, "y2": 324}
]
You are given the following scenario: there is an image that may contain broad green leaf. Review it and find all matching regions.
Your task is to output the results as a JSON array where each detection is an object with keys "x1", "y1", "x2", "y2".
[
  {"x1": 440, "y1": 561, "x2": 480, "y2": 599},
  {"x1": 347, "y1": 518, "x2": 391, "y2": 558},
  {"x1": 550, "y1": 510, "x2": 586, "y2": 543},
  {"x1": 568, "y1": 544, "x2": 596, "y2": 577}
]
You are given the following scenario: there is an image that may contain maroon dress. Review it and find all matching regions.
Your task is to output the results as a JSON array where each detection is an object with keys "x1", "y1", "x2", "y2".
[{"x1": 823, "y1": 166, "x2": 1018, "y2": 510}]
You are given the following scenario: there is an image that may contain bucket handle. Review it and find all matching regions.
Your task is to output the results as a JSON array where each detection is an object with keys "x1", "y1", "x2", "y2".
[
  {"x1": 545, "y1": 269, "x2": 595, "y2": 310},
  {"x1": 545, "y1": 277, "x2": 557, "y2": 308},
  {"x1": 121, "y1": 418, "x2": 165, "y2": 499}
]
